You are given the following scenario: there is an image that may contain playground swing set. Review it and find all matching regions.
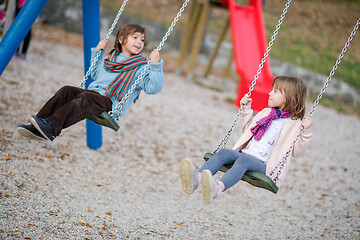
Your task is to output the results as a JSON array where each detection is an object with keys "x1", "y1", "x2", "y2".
[
  {"x1": 176, "y1": 0, "x2": 359, "y2": 193},
  {"x1": 0, "y1": 0, "x2": 359, "y2": 193},
  {"x1": 0, "y1": 0, "x2": 191, "y2": 149},
  {"x1": 82, "y1": 0, "x2": 191, "y2": 132},
  {"x1": 93, "y1": 0, "x2": 359, "y2": 193},
  {"x1": 201, "y1": 0, "x2": 359, "y2": 193}
]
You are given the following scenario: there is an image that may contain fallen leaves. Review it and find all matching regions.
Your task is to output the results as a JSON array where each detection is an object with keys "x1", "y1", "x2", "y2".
[
  {"x1": 2, "y1": 193, "x2": 10, "y2": 197},
  {"x1": 1, "y1": 152, "x2": 11, "y2": 161},
  {"x1": 78, "y1": 219, "x2": 92, "y2": 228}
]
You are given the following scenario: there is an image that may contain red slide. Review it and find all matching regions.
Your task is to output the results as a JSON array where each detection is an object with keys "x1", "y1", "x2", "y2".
[{"x1": 226, "y1": 0, "x2": 274, "y2": 111}]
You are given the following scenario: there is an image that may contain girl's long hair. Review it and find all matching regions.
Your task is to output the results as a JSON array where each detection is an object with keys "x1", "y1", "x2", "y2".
[
  {"x1": 114, "y1": 24, "x2": 146, "y2": 54},
  {"x1": 272, "y1": 76, "x2": 307, "y2": 120}
]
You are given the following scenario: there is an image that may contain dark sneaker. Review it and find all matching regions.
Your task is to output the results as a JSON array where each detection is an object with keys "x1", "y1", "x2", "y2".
[
  {"x1": 30, "y1": 117, "x2": 56, "y2": 141},
  {"x1": 17, "y1": 124, "x2": 46, "y2": 141}
]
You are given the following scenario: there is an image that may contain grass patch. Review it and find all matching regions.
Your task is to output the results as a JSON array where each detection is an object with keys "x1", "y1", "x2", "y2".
[
  {"x1": 309, "y1": 94, "x2": 360, "y2": 118},
  {"x1": 263, "y1": 0, "x2": 360, "y2": 89}
]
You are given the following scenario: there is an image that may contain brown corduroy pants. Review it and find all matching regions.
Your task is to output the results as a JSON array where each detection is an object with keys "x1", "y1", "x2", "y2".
[{"x1": 36, "y1": 86, "x2": 112, "y2": 136}]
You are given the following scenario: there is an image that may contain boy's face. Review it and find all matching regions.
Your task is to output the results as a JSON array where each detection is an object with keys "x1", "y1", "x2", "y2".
[{"x1": 120, "y1": 32, "x2": 145, "y2": 56}]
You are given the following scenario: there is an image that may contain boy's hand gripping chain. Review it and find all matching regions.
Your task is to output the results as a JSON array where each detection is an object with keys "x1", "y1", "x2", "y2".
[
  {"x1": 79, "y1": 0, "x2": 129, "y2": 89},
  {"x1": 110, "y1": 0, "x2": 191, "y2": 120}
]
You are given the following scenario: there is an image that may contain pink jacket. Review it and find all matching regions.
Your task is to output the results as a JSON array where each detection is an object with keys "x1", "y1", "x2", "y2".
[{"x1": 232, "y1": 106, "x2": 312, "y2": 187}]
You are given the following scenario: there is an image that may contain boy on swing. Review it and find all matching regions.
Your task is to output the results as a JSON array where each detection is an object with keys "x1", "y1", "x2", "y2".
[{"x1": 18, "y1": 24, "x2": 163, "y2": 141}]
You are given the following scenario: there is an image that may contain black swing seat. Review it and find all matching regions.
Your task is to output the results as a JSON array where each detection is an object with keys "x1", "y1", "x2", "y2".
[
  {"x1": 203, "y1": 152, "x2": 279, "y2": 194},
  {"x1": 87, "y1": 111, "x2": 120, "y2": 131}
]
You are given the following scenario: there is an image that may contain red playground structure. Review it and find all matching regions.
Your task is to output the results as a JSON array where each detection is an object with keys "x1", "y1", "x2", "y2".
[{"x1": 223, "y1": 0, "x2": 274, "y2": 111}]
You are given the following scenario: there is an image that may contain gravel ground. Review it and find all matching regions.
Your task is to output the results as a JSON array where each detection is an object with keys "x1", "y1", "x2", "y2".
[{"x1": 0, "y1": 28, "x2": 359, "y2": 239}]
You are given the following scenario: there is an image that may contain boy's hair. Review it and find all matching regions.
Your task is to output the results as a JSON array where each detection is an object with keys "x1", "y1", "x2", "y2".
[
  {"x1": 272, "y1": 76, "x2": 307, "y2": 119},
  {"x1": 114, "y1": 24, "x2": 146, "y2": 54}
]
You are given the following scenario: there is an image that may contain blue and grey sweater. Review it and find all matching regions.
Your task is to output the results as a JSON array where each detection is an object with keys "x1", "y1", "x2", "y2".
[{"x1": 88, "y1": 48, "x2": 164, "y2": 119}]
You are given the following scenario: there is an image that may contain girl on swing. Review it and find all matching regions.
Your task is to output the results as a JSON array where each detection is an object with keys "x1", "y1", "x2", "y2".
[
  {"x1": 180, "y1": 76, "x2": 312, "y2": 204},
  {"x1": 17, "y1": 24, "x2": 163, "y2": 141}
]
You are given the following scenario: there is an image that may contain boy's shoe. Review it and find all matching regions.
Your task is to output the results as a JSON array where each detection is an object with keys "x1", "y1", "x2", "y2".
[
  {"x1": 179, "y1": 158, "x2": 199, "y2": 194},
  {"x1": 201, "y1": 170, "x2": 221, "y2": 204},
  {"x1": 30, "y1": 117, "x2": 56, "y2": 141},
  {"x1": 17, "y1": 124, "x2": 46, "y2": 141}
]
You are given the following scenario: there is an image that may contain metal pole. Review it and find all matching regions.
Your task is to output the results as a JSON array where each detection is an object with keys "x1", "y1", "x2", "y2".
[
  {"x1": 0, "y1": 0, "x2": 48, "y2": 76},
  {"x1": 82, "y1": 0, "x2": 102, "y2": 149}
]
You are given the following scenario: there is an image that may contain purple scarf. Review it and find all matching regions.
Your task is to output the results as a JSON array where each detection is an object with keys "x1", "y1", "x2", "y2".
[{"x1": 250, "y1": 108, "x2": 291, "y2": 141}]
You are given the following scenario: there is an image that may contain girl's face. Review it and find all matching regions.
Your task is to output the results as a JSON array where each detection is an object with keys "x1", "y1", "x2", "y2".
[
  {"x1": 120, "y1": 32, "x2": 145, "y2": 56},
  {"x1": 268, "y1": 88, "x2": 286, "y2": 110}
]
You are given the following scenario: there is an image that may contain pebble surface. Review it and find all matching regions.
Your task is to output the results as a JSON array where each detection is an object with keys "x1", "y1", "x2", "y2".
[{"x1": 0, "y1": 34, "x2": 359, "y2": 239}]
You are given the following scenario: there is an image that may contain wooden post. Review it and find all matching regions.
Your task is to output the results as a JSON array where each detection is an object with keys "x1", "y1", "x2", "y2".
[
  {"x1": 222, "y1": 49, "x2": 233, "y2": 88},
  {"x1": 176, "y1": 0, "x2": 201, "y2": 75},
  {"x1": 204, "y1": 16, "x2": 230, "y2": 77},
  {"x1": 186, "y1": 0, "x2": 210, "y2": 82}
]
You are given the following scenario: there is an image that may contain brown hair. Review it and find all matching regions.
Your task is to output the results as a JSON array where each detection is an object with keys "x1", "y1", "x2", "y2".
[
  {"x1": 114, "y1": 24, "x2": 146, "y2": 54},
  {"x1": 272, "y1": 76, "x2": 307, "y2": 119}
]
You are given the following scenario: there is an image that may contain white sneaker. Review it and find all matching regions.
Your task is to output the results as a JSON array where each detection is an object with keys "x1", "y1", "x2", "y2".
[
  {"x1": 201, "y1": 170, "x2": 220, "y2": 204},
  {"x1": 179, "y1": 158, "x2": 199, "y2": 194}
]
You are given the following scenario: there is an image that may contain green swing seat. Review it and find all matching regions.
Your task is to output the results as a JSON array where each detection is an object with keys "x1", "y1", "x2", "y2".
[
  {"x1": 203, "y1": 152, "x2": 279, "y2": 194},
  {"x1": 87, "y1": 111, "x2": 120, "y2": 131}
]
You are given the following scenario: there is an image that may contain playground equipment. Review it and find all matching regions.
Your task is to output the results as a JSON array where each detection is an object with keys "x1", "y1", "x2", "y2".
[
  {"x1": 0, "y1": 0, "x2": 190, "y2": 149},
  {"x1": 176, "y1": 0, "x2": 274, "y2": 111},
  {"x1": 228, "y1": 0, "x2": 275, "y2": 111},
  {"x1": 82, "y1": 0, "x2": 190, "y2": 135},
  {"x1": 176, "y1": 0, "x2": 228, "y2": 83},
  {"x1": 205, "y1": 0, "x2": 293, "y2": 194},
  {"x1": 205, "y1": 9, "x2": 360, "y2": 193},
  {"x1": 0, "y1": 0, "x2": 104, "y2": 149}
]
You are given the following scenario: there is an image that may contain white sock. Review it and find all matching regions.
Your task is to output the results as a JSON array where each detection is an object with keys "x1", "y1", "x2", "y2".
[{"x1": 217, "y1": 180, "x2": 222, "y2": 196}]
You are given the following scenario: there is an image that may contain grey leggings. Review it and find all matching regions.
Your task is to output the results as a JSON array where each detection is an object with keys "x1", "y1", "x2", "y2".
[{"x1": 199, "y1": 148, "x2": 266, "y2": 191}]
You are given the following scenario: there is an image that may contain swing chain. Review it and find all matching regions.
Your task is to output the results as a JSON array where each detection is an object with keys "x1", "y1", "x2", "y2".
[
  {"x1": 269, "y1": 17, "x2": 360, "y2": 183},
  {"x1": 308, "y1": 17, "x2": 360, "y2": 118},
  {"x1": 110, "y1": 0, "x2": 191, "y2": 120},
  {"x1": 79, "y1": 0, "x2": 129, "y2": 89},
  {"x1": 213, "y1": 0, "x2": 292, "y2": 154}
]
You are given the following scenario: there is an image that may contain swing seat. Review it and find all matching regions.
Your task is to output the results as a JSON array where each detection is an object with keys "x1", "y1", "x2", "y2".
[
  {"x1": 87, "y1": 111, "x2": 120, "y2": 131},
  {"x1": 203, "y1": 152, "x2": 279, "y2": 194}
]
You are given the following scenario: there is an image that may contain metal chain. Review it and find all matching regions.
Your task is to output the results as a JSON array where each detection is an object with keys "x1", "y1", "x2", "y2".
[
  {"x1": 110, "y1": 0, "x2": 190, "y2": 120},
  {"x1": 78, "y1": 0, "x2": 129, "y2": 88},
  {"x1": 269, "y1": 17, "x2": 360, "y2": 183},
  {"x1": 213, "y1": 0, "x2": 292, "y2": 153}
]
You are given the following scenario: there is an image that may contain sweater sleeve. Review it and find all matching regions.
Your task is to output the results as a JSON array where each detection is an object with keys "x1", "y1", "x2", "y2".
[
  {"x1": 138, "y1": 60, "x2": 164, "y2": 94},
  {"x1": 292, "y1": 127, "x2": 312, "y2": 158},
  {"x1": 240, "y1": 105, "x2": 254, "y2": 133},
  {"x1": 90, "y1": 48, "x2": 105, "y2": 81}
]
